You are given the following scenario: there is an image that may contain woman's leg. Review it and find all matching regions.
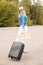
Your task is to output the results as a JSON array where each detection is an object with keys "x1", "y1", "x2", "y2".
[
  {"x1": 23, "y1": 26, "x2": 29, "y2": 52},
  {"x1": 15, "y1": 25, "x2": 24, "y2": 42},
  {"x1": 25, "y1": 26, "x2": 28, "y2": 34}
]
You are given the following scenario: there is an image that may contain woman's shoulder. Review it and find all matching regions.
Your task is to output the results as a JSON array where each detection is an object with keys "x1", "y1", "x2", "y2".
[{"x1": 20, "y1": 14, "x2": 27, "y2": 17}]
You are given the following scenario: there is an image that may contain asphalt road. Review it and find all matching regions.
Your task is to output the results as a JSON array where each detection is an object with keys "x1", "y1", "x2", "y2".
[{"x1": 0, "y1": 26, "x2": 43, "y2": 65}]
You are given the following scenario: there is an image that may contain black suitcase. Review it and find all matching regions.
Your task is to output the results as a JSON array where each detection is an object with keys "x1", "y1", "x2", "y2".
[{"x1": 8, "y1": 41, "x2": 25, "y2": 61}]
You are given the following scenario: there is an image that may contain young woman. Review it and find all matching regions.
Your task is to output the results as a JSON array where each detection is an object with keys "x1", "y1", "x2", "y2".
[{"x1": 15, "y1": 6, "x2": 28, "y2": 43}]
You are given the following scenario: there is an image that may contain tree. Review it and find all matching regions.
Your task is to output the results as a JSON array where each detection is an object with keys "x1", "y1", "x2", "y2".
[
  {"x1": 0, "y1": 1, "x2": 18, "y2": 27},
  {"x1": 29, "y1": 1, "x2": 43, "y2": 25},
  {"x1": 22, "y1": 0, "x2": 30, "y2": 16}
]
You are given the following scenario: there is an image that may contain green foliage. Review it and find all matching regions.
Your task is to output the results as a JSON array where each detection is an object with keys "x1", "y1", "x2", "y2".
[
  {"x1": 37, "y1": 6, "x2": 43, "y2": 25},
  {"x1": 20, "y1": 0, "x2": 43, "y2": 26},
  {"x1": 22, "y1": 0, "x2": 30, "y2": 16},
  {"x1": 28, "y1": 19, "x2": 34, "y2": 26},
  {"x1": 0, "y1": 1, "x2": 18, "y2": 27},
  {"x1": 0, "y1": 0, "x2": 43, "y2": 27},
  {"x1": 29, "y1": 4, "x2": 43, "y2": 25}
]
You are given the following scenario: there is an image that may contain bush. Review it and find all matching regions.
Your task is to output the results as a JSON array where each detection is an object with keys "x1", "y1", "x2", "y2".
[
  {"x1": 28, "y1": 19, "x2": 34, "y2": 26},
  {"x1": 0, "y1": 1, "x2": 18, "y2": 27}
]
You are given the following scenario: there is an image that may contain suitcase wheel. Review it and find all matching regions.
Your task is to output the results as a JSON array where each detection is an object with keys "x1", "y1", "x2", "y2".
[
  {"x1": 11, "y1": 57, "x2": 13, "y2": 59},
  {"x1": 14, "y1": 57, "x2": 20, "y2": 61},
  {"x1": 8, "y1": 54, "x2": 10, "y2": 57}
]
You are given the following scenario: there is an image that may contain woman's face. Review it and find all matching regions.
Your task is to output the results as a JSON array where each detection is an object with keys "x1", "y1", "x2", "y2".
[
  {"x1": 19, "y1": 9, "x2": 26, "y2": 15},
  {"x1": 23, "y1": 10, "x2": 25, "y2": 14},
  {"x1": 19, "y1": 10, "x2": 23, "y2": 14}
]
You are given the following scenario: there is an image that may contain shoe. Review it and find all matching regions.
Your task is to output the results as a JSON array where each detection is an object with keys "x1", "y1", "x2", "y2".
[{"x1": 23, "y1": 51, "x2": 28, "y2": 53}]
